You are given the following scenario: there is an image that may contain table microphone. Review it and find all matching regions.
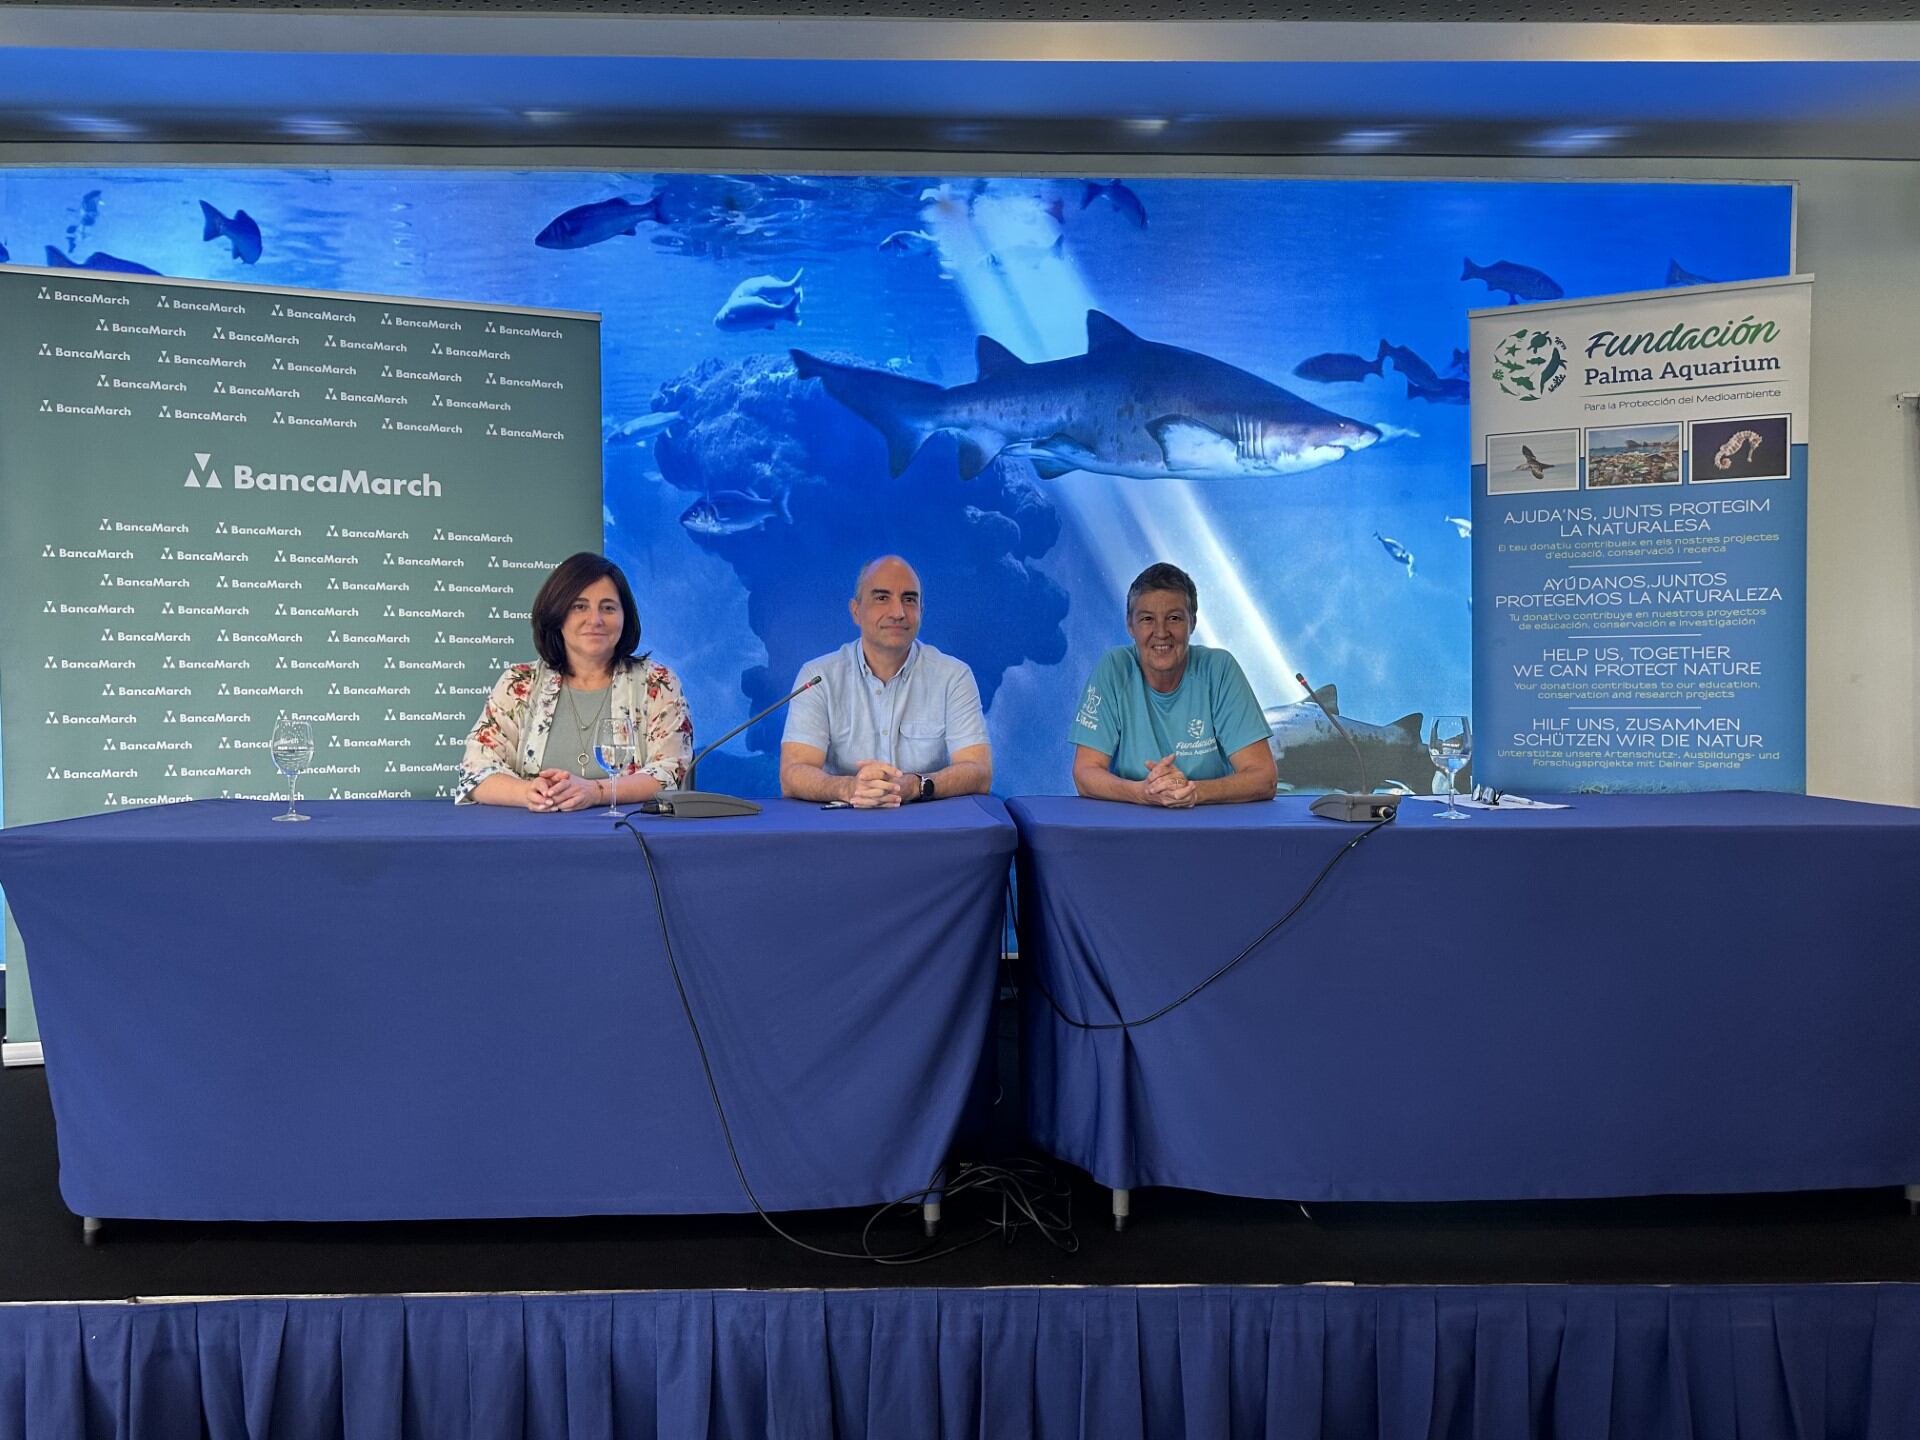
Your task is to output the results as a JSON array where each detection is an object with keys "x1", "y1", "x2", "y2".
[
  {"x1": 1295, "y1": 670, "x2": 1400, "y2": 823},
  {"x1": 637, "y1": 674, "x2": 823, "y2": 819}
]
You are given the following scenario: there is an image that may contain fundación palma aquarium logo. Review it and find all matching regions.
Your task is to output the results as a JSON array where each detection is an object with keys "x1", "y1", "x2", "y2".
[{"x1": 1490, "y1": 329, "x2": 1569, "y2": 402}]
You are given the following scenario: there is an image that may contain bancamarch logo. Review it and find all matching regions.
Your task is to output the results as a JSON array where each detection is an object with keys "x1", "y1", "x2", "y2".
[
  {"x1": 1490, "y1": 328, "x2": 1569, "y2": 403},
  {"x1": 180, "y1": 451, "x2": 442, "y2": 498}
]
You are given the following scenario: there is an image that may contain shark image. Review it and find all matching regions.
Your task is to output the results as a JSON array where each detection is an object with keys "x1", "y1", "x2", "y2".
[
  {"x1": 792, "y1": 311, "x2": 1380, "y2": 482},
  {"x1": 1666, "y1": 258, "x2": 1717, "y2": 287},
  {"x1": 1266, "y1": 685, "x2": 1428, "y2": 794}
]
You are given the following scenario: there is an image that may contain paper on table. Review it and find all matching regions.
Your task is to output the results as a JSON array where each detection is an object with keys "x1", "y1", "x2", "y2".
[{"x1": 1401, "y1": 794, "x2": 1572, "y2": 810}]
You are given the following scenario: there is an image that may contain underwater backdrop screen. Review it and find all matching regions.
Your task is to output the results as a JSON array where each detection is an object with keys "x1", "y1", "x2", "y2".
[{"x1": 0, "y1": 171, "x2": 1795, "y2": 797}]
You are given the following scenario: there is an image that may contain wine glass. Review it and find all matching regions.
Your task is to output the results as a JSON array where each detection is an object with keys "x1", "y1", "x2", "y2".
[
  {"x1": 594, "y1": 716, "x2": 633, "y2": 817},
  {"x1": 269, "y1": 718, "x2": 315, "y2": 823},
  {"x1": 1428, "y1": 715, "x2": 1472, "y2": 820}
]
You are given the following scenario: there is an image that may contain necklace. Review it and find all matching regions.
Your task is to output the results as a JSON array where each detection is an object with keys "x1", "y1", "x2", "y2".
[{"x1": 559, "y1": 678, "x2": 612, "y2": 771}]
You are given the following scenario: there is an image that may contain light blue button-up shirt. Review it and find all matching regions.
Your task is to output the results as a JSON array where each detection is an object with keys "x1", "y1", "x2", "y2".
[{"x1": 782, "y1": 639, "x2": 989, "y2": 777}]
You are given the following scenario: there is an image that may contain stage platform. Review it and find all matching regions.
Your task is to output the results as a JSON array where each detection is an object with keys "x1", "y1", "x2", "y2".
[{"x1": 6, "y1": 1063, "x2": 1920, "y2": 1303}]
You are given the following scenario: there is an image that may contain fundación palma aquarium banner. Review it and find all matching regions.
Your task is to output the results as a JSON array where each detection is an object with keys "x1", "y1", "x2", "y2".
[
  {"x1": 1470, "y1": 276, "x2": 1810, "y2": 793},
  {"x1": 0, "y1": 264, "x2": 601, "y2": 1045}
]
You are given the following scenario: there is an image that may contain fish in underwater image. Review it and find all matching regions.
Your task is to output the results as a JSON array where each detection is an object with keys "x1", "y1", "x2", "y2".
[
  {"x1": 680, "y1": 489, "x2": 792, "y2": 536},
  {"x1": 1462, "y1": 257, "x2": 1564, "y2": 305},
  {"x1": 535, "y1": 194, "x2": 669, "y2": 250},
  {"x1": 199, "y1": 201, "x2": 262, "y2": 264},
  {"x1": 42, "y1": 245, "x2": 159, "y2": 275},
  {"x1": 714, "y1": 269, "x2": 803, "y2": 331},
  {"x1": 1293, "y1": 348, "x2": 1386, "y2": 384},
  {"x1": 879, "y1": 229, "x2": 937, "y2": 255},
  {"x1": 1380, "y1": 341, "x2": 1441, "y2": 390},
  {"x1": 0, "y1": 167, "x2": 1795, "y2": 799},
  {"x1": 796, "y1": 311, "x2": 1381, "y2": 483},
  {"x1": 1373, "y1": 531, "x2": 1415, "y2": 577},
  {"x1": 604, "y1": 410, "x2": 682, "y2": 444},
  {"x1": 1081, "y1": 180, "x2": 1148, "y2": 228},
  {"x1": 1405, "y1": 374, "x2": 1470, "y2": 404}
]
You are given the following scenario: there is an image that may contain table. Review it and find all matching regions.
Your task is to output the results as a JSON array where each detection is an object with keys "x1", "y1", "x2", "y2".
[
  {"x1": 0, "y1": 796, "x2": 1014, "y2": 1223},
  {"x1": 1011, "y1": 792, "x2": 1920, "y2": 1214}
]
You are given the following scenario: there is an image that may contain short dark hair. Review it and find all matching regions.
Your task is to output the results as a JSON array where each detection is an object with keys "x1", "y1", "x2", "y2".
[
  {"x1": 529, "y1": 552, "x2": 643, "y2": 673},
  {"x1": 1126, "y1": 562, "x2": 1198, "y2": 618}
]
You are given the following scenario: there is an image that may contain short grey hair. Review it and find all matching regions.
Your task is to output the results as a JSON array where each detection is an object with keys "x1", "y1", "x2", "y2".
[{"x1": 1126, "y1": 562, "x2": 1197, "y2": 618}]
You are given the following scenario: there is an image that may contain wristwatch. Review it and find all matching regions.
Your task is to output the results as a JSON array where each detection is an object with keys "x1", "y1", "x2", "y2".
[{"x1": 914, "y1": 773, "x2": 936, "y2": 803}]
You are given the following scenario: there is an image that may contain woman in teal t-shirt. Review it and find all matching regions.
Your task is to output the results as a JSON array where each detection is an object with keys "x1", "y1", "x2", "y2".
[{"x1": 1068, "y1": 562, "x2": 1278, "y2": 808}]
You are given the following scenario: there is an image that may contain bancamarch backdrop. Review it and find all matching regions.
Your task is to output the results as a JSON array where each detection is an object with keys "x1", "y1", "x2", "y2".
[
  {"x1": 0, "y1": 169, "x2": 1795, "y2": 1041},
  {"x1": 0, "y1": 266, "x2": 603, "y2": 1045}
]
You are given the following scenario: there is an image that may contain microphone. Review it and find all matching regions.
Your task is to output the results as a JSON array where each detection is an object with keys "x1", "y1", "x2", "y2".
[
  {"x1": 1295, "y1": 670, "x2": 1399, "y2": 824},
  {"x1": 638, "y1": 674, "x2": 823, "y2": 819}
]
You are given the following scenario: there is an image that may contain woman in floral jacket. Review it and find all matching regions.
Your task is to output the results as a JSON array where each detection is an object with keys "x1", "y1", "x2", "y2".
[{"x1": 454, "y1": 552, "x2": 693, "y2": 810}]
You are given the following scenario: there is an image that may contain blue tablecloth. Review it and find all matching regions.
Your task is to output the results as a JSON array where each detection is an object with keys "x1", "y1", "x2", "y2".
[
  {"x1": 1012, "y1": 792, "x2": 1920, "y2": 1201},
  {"x1": 0, "y1": 797, "x2": 1015, "y2": 1220}
]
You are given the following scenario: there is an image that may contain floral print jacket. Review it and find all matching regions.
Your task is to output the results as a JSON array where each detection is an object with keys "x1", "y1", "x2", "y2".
[{"x1": 453, "y1": 656, "x2": 694, "y2": 804}]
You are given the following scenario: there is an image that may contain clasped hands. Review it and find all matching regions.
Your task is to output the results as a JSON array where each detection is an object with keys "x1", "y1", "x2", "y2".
[
  {"x1": 522, "y1": 768, "x2": 605, "y2": 812},
  {"x1": 843, "y1": 760, "x2": 916, "y2": 808},
  {"x1": 1139, "y1": 754, "x2": 1197, "y2": 809}
]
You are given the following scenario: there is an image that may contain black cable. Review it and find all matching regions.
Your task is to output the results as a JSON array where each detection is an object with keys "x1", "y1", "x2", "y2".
[
  {"x1": 1018, "y1": 811, "x2": 1395, "y2": 1031},
  {"x1": 616, "y1": 818, "x2": 1078, "y2": 1263}
]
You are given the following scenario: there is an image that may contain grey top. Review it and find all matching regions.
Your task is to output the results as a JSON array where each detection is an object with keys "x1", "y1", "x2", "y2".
[{"x1": 535, "y1": 680, "x2": 614, "y2": 778}]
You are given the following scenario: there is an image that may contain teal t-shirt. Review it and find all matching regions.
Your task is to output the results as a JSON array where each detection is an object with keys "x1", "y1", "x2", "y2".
[{"x1": 1069, "y1": 644, "x2": 1270, "y2": 782}]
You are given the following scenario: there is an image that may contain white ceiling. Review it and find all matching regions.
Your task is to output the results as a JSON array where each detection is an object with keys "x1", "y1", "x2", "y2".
[{"x1": 2, "y1": 7, "x2": 1920, "y2": 157}]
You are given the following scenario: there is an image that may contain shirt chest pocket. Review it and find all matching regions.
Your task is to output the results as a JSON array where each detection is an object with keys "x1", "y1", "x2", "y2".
[{"x1": 897, "y1": 721, "x2": 949, "y2": 772}]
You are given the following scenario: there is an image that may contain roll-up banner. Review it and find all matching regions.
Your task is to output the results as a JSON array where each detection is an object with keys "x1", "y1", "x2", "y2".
[
  {"x1": 1471, "y1": 276, "x2": 1810, "y2": 794},
  {"x1": 0, "y1": 265, "x2": 601, "y2": 1049}
]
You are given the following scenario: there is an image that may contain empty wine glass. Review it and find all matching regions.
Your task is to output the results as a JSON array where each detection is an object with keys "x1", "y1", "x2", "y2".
[
  {"x1": 269, "y1": 718, "x2": 315, "y2": 823},
  {"x1": 1428, "y1": 715, "x2": 1472, "y2": 820},
  {"x1": 594, "y1": 716, "x2": 633, "y2": 817}
]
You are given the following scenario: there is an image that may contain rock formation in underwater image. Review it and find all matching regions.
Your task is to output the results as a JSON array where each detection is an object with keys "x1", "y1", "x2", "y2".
[{"x1": 645, "y1": 350, "x2": 1069, "y2": 784}]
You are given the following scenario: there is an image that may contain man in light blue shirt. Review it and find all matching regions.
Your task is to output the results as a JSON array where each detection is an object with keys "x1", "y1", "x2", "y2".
[
  {"x1": 1070, "y1": 561, "x2": 1278, "y2": 807},
  {"x1": 780, "y1": 555, "x2": 993, "y2": 807}
]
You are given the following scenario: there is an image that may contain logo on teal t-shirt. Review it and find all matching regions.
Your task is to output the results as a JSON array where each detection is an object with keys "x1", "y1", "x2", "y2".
[{"x1": 1069, "y1": 643, "x2": 1269, "y2": 782}]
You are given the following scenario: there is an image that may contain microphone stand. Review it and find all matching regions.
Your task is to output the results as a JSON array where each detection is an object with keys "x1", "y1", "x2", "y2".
[
  {"x1": 636, "y1": 675, "x2": 823, "y2": 819},
  {"x1": 1295, "y1": 670, "x2": 1400, "y2": 823}
]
